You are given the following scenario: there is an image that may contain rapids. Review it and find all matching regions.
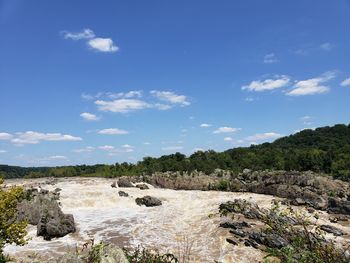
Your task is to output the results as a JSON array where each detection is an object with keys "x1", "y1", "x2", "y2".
[{"x1": 3, "y1": 177, "x2": 350, "y2": 262}]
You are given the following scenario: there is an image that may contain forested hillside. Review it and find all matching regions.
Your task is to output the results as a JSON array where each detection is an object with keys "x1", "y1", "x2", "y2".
[{"x1": 1, "y1": 124, "x2": 350, "y2": 181}]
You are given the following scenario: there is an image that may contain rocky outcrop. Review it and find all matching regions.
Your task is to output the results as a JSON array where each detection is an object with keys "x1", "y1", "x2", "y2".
[
  {"x1": 135, "y1": 196, "x2": 162, "y2": 207},
  {"x1": 117, "y1": 178, "x2": 134, "y2": 188},
  {"x1": 17, "y1": 188, "x2": 75, "y2": 240},
  {"x1": 142, "y1": 170, "x2": 350, "y2": 215}
]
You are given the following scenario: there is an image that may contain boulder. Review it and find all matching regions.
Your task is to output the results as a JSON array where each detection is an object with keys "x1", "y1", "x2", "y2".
[
  {"x1": 111, "y1": 182, "x2": 117, "y2": 188},
  {"x1": 135, "y1": 183, "x2": 149, "y2": 190},
  {"x1": 92, "y1": 243, "x2": 129, "y2": 263},
  {"x1": 226, "y1": 238, "x2": 238, "y2": 245},
  {"x1": 135, "y1": 196, "x2": 162, "y2": 207},
  {"x1": 328, "y1": 198, "x2": 350, "y2": 215},
  {"x1": 117, "y1": 178, "x2": 134, "y2": 188},
  {"x1": 17, "y1": 189, "x2": 75, "y2": 240},
  {"x1": 118, "y1": 191, "x2": 129, "y2": 197}
]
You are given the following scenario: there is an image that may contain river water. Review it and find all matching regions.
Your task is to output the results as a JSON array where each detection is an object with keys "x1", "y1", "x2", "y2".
[{"x1": 3, "y1": 177, "x2": 350, "y2": 263}]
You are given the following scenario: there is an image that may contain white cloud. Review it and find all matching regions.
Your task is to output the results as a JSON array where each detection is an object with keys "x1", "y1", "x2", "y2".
[
  {"x1": 11, "y1": 131, "x2": 82, "y2": 145},
  {"x1": 287, "y1": 71, "x2": 335, "y2": 96},
  {"x1": 98, "y1": 128, "x2": 129, "y2": 135},
  {"x1": 150, "y1": 90, "x2": 190, "y2": 106},
  {"x1": 224, "y1": 137, "x2": 233, "y2": 141},
  {"x1": 245, "y1": 132, "x2": 282, "y2": 141},
  {"x1": 161, "y1": 146, "x2": 184, "y2": 151},
  {"x1": 95, "y1": 99, "x2": 151, "y2": 113},
  {"x1": 242, "y1": 75, "x2": 290, "y2": 92},
  {"x1": 340, "y1": 78, "x2": 350, "y2": 87},
  {"x1": 320, "y1": 42, "x2": 333, "y2": 51},
  {"x1": 47, "y1": 155, "x2": 67, "y2": 160},
  {"x1": 154, "y1": 103, "x2": 172, "y2": 110},
  {"x1": 80, "y1": 112, "x2": 99, "y2": 121},
  {"x1": 300, "y1": 116, "x2": 313, "y2": 125},
  {"x1": 143, "y1": 142, "x2": 151, "y2": 145},
  {"x1": 244, "y1": 97, "x2": 255, "y2": 102},
  {"x1": 200, "y1": 123, "x2": 212, "y2": 128},
  {"x1": 88, "y1": 38, "x2": 119, "y2": 53},
  {"x1": 63, "y1": 28, "x2": 95, "y2": 40},
  {"x1": 0, "y1": 150, "x2": 7, "y2": 153},
  {"x1": 0, "y1": 132, "x2": 12, "y2": 140},
  {"x1": 213, "y1": 127, "x2": 241, "y2": 134},
  {"x1": 263, "y1": 53, "x2": 278, "y2": 64},
  {"x1": 99, "y1": 145, "x2": 115, "y2": 151},
  {"x1": 73, "y1": 146, "x2": 94, "y2": 153},
  {"x1": 122, "y1": 144, "x2": 134, "y2": 152}
]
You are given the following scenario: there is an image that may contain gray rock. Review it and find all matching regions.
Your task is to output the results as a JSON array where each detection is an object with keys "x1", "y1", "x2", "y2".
[
  {"x1": 117, "y1": 178, "x2": 134, "y2": 188},
  {"x1": 17, "y1": 189, "x2": 75, "y2": 240},
  {"x1": 118, "y1": 191, "x2": 129, "y2": 197},
  {"x1": 320, "y1": 225, "x2": 346, "y2": 236},
  {"x1": 135, "y1": 196, "x2": 162, "y2": 207},
  {"x1": 135, "y1": 183, "x2": 149, "y2": 190},
  {"x1": 230, "y1": 229, "x2": 246, "y2": 237},
  {"x1": 111, "y1": 182, "x2": 117, "y2": 188}
]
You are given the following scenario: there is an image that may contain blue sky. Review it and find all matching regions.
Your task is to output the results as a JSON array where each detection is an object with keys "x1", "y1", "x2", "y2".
[{"x1": 1, "y1": 0, "x2": 350, "y2": 166}]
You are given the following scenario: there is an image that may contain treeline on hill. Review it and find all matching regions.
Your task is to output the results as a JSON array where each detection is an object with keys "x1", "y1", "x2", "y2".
[{"x1": 1, "y1": 124, "x2": 350, "y2": 181}]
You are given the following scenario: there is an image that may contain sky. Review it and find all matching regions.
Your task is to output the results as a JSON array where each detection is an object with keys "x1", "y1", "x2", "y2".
[{"x1": 0, "y1": 0, "x2": 350, "y2": 167}]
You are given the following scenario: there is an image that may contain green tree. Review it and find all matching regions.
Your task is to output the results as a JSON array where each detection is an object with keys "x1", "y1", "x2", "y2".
[{"x1": 0, "y1": 177, "x2": 28, "y2": 262}]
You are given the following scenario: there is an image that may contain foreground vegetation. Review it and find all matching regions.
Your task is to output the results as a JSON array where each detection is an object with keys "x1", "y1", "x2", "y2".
[
  {"x1": 1, "y1": 124, "x2": 350, "y2": 181},
  {"x1": 0, "y1": 178, "x2": 27, "y2": 262}
]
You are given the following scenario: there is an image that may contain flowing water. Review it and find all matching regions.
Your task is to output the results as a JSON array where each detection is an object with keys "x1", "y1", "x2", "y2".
[{"x1": 3, "y1": 177, "x2": 350, "y2": 263}]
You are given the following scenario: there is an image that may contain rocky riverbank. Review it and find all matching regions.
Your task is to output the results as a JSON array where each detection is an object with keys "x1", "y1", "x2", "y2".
[{"x1": 135, "y1": 169, "x2": 350, "y2": 215}]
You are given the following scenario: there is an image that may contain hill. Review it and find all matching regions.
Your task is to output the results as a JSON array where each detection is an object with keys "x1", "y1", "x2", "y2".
[{"x1": 1, "y1": 124, "x2": 350, "y2": 181}]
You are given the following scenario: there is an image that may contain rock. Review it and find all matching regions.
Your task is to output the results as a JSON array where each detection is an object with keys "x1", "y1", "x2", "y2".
[
  {"x1": 244, "y1": 239, "x2": 259, "y2": 249},
  {"x1": 118, "y1": 191, "x2": 129, "y2": 197},
  {"x1": 17, "y1": 189, "x2": 75, "y2": 240},
  {"x1": 135, "y1": 183, "x2": 149, "y2": 190},
  {"x1": 38, "y1": 213, "x2": 75, "y2": 241},
  {"x1": 117, "y1": 178, "x2": 134, "y2": 188},
  {"x1": 249, "y1": 232, "x2": 288, "y2": 249},
  {"x1": 54, "y1": 188, "x2": 62, "y2": 193},
  {"x1": 219, "y1": 221, "x2": 251, "y2": 229},
  {"x1": 328, "y1": 198, "x2": 350, "y2": 215},
  {"x1": 320, "y1": 225, "x2": 346, "y2": 236},
  {"x1": 111, "y1": 182, "x2": 117, "y2": 188},
  {"x1": 219, "y1": 199, "x2": 265, "y2": 220},
  {"x1": 135, "y1": 196, "x2": 162, "y2": 207},
  {"x1": 229, "y1": 229, "x2": 246, "y2": 237},
  {"x1": 93, "y1": 243, "x2": 129, "y2": 263},
  {"x1": 226, "y1": 238, "x2": 238, "y2": 245}
]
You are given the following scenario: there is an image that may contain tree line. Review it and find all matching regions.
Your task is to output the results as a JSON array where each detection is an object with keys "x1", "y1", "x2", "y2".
[{"x1": 1, "y1": 124, "x2": 350, "y2": 181}]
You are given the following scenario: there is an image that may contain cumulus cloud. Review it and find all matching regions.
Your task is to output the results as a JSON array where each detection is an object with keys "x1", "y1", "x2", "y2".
[
  {"x1": 263, "y1": 53, "x2": 278, "y2": 64},
  {"x1": 63, "y1": 28, "x2": 119, "y2": 53},
  {"x1": 98, "y1": 128, "x2": 129, "y2": 135},
  {"x1": 93, "y1": 90, "x2": 190, "y2": 113},
  {"x1": 62, "y1": 28, "x2": 95, "y2": 40},
  {"x1": 150, "y1": 90, "x2": 190, "y2": 106},
  {"x1": 200, "y1": 123, "x2": 212, "y2": 128},
  {"x1": 95, "y1": 99, "x2": 151, "y2": 113},
  {"x1": 340, "y1": 78, "x2": 350, "y2": 87},
  {"x1": 161, "y1": 146, "x2": 184, "y2": 151},
  {"x1": 287, "y1": 71, "x2": 335, "y2": 96},
  {"x1": 72, "y1": 146, "x2": 95, "y2": 153},
  {"x1": 11, "y1": 131, "x2": 82, "y2": 145},
  {"x1": 0, "y1": 132, "x2": 13, "y2": 140},
  {"x1": 242, "y1": 75, "x2": 290, "y2": 92},
  {"x1": 88, "y1": 38, "x2": 119, "y2": 53},
  {"x1": 99, "y1": 145, "x2": 115, "y2": 151},
  {"x1": 224, "y1": 137, "x2": 233, "y2": 141},
  {"x1": 213, "y1": 127, "x2": 241, "y2": 134},
  {"x1": 80, "y1": 112, "x2": 99, "y2": 121},
  {"x1": 245, "y1": 132, "x2": 282, "y2": 142}
]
